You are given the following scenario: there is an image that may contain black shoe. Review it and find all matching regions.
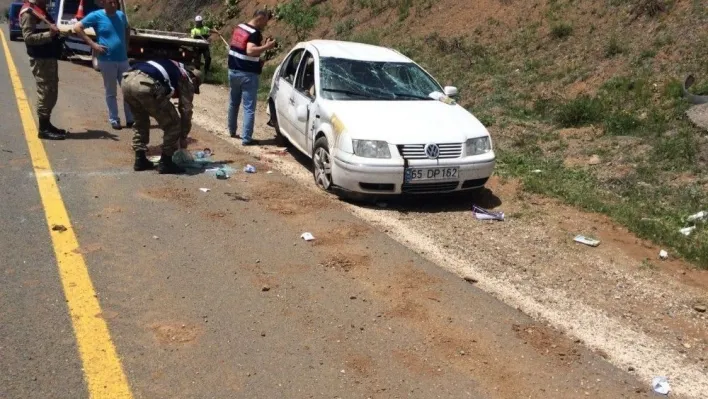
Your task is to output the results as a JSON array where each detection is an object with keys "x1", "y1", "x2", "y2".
[
  {"x1": 48, "y1": 121, "x2": 68, "y2": 135},
  {"x1": 242, "y1": 139, "x2": 260, "y2": 146},
  {"x1": 133, "y1": 151, "x2": 155, "y2": 171},
  {"x1": 126, "y1": 121, "x2": 135, "y2": 129},
  {"x1": 230, "y1": 132, "x2": 241, "y2": 139},
  {"x1": 38, "y1": 118, "x2": 65, "y2": 140},
  {"x1": 158, "y1": 153, "x2": 185, "y2": 175}
]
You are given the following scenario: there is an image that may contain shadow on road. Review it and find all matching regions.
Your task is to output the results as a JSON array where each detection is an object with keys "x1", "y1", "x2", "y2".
[{"x1": 67, "y1": 129, "x2": 120, "y2": 141}]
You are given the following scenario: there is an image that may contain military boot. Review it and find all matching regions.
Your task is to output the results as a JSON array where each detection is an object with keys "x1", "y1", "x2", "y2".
[
  {"x1": 48, "y1": 120, "x2": 67, "y2": 136},
  {"x1": 133, "y1": 151, "x2": 155, "y2": 171},
  {"x1": 38, "y1": 118, "x2": 65, "y2": 140},
  {"x1": 158, "y1": 152, "x2": 185, "y2": 175}
]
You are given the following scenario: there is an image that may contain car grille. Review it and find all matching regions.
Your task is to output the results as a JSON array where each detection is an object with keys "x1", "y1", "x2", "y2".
[
  {"x1": 401, "y1": 181, "x2": 460, "y2": 194},
  {"x1": 398, "y1": 143, "x2": 463, "y2": 160}
]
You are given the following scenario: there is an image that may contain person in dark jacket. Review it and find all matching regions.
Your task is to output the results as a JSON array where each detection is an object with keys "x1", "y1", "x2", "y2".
[
  {"x1": 121, "y1": 59, "x2": 201, "y2": 174},
  {"x1": 20, "y1": 0, "x2": 66, "y2": 140}
]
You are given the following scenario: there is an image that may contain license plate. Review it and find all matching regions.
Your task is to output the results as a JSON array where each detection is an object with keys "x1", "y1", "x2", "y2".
[{"x1": 405, "y1": 167, "x2": 459, "y2": 182}]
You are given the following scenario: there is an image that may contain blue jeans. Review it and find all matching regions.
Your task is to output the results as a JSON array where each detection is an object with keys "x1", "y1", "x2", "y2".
[
  {"x1": 228, "y1": 69, "x2": 259, "y2": 143},
  {"x1": 98, "y1": 59, "x2": 133, "y2": 125}
]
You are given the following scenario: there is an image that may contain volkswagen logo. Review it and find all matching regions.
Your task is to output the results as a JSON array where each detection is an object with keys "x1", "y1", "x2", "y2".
[{"x1": 424, "y1": 143, "x2": 440, "y2": 159}]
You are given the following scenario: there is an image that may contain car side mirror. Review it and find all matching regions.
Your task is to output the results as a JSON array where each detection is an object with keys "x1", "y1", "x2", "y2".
[
  {"x1": 296, "y1": 105, "x2": 308, "y2": 122},
  {"x1": 444, "y1": 86, "x2": 459, "y2": 98}
]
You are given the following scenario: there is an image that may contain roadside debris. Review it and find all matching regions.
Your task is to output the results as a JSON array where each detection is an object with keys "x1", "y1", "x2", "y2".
[
  {"x1": 694, "y1": 304, "x2": 707, "y2": 313},
  {"x1": 266, "y1": 171, "x2": 274, "y2": 174},
  {"x1": 659, "y1": 250, "x2": 669, "y2": 260},
  {"x1": 473, "y1": 205, "x2": 504, "y2": 221},
  {"x1": 199, "y1": 188, "x2": 210, "y2": 193},
  {"x1": 679, "y1": 226, "x2": 696, "y2": 236},
  {"x1": 301, "y1": 232, "x2": 315, "y2": 241},
  {"x1": 244, "y1": 164, "x2": 256, "y2": 174},
  {"x1": 261, "y1": 285, "x2": 270, "y2": 292},
  {"x1": 51, "y1": 224, "x2": 67, "y2": 232},
  {"x1": 532, "y1": 169, "x2": 542, "y2": 174},
  {"x1": 464, "y1": 276, "x2": 479, "y2": 284},
  {"x1": 651, "y1": 376, "x2": 671, "y2": 395},
  {"x1": 686, "y1": 211, "x2": 707, "y2": 223},
  {"x1": 574, "y1": 235, "x2": 601, "y2": 247}
]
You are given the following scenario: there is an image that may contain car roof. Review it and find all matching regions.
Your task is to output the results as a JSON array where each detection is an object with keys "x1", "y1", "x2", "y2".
[{"x1": 304, "y1": 40, "x2": 412, "y2": 63}]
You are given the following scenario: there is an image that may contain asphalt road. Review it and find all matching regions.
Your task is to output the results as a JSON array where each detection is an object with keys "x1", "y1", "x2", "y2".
[{"x1": 0, "y1": 28, "x2": 651, "y2": 398}]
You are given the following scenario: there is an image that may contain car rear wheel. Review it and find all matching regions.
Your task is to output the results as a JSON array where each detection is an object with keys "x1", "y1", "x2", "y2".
[{"x1": 313, "y1": 136, "x2": 333, "y2": 191}]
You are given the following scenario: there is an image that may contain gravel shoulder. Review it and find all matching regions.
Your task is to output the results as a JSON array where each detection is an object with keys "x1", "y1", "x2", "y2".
[{"x1": 192, "y1": 83, "x2": 708, "y2": 398}]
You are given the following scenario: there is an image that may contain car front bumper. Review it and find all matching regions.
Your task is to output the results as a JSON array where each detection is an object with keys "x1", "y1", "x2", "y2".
[{"x1": 332, "y1": 151, "x2": 496, "y2": 195}]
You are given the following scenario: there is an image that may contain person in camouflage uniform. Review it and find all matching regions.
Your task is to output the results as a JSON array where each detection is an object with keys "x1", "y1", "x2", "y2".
[
  {"x1": 121, "y1": 59, "x2": 201, "y2": 174},
  {"x1": 20, "y1": 0, "x2": 66, "y2": 140}
]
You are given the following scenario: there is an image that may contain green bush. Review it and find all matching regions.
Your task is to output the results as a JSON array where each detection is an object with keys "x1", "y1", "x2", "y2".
[{"x1": 275, "y1": 0, "x2": 320, "y2": 41}]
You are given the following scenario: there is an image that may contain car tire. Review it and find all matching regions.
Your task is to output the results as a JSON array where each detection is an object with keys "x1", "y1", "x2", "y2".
[
  {"x1": 313, "y1": 136, "x2": 333, "y2": 192},
  {"x1": 91, "y1": 51, "x2": 100, "y2": 72},
  {"x1": 268, "y1": 100, "x2": 288, "y2": 147}
]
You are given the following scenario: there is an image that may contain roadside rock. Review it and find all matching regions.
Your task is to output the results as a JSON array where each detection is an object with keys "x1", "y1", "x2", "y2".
[
  {"x1": 588, "y1": 155, "x2": 602, "y2": 165},
  {"x1": 694, "y1": 304, "x2": 707, "y2": 313},
  {"x1": 687, "y1": 103, "x2": 708, "y2": 131}
]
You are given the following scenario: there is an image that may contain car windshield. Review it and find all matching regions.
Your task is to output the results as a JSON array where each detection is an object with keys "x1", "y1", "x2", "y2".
[{"x1": 319, "y1": 57, "x2": 442, "y2": 101}]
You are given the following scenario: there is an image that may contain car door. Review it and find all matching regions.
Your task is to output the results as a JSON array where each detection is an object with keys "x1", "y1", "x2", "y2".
[
  {"x1": 289, "y1": 51, "x2": 317, "y2": 152},
  {"x1": 274, "y1": 49, "x2": 304, "y2": 141}
]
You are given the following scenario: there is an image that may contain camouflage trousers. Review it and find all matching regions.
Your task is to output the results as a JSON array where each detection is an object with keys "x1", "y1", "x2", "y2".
[
  {"x1": 29, "y1": 58, "x2": 58, "y2": 120},
  {"x1": 121, "y1": 71, "x2": 181, "y2": 156}
]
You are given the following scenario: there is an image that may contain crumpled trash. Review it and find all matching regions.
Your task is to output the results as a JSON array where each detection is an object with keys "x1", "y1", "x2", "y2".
[
  {"x1": 173, "y1": 149, "x2": 215, "y2": 169},
  {"x1": 651, "y1": 376, "x2": 670, "y2": 395},
  {"x1": 680, "y1": 226, "x2": 696, "y2": 236},
  {"x1": 473, "y1": 205, "x2": 504, "y2": 221},
  {"x1": 199, "y1": 188, "x2": 210, "y2": 193},
  {"x1": 659, "y1": 250, "x2": 668, "y2": 260},
  {"x1": 574, "y1": 235, "x2": 600, "y2": 247},
  {"x1": 244, "y1": 164, "x2": 256, "y2": 173},
  {"x1": 687, "y1": 210, "x2": 707, "y2": 222},
  {"x1": 301, "y1": 232, "x2": 315, "y2": 241}
]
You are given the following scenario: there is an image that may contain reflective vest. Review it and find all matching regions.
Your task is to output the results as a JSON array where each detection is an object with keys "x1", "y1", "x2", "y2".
[
  {"x1": 227, "y1": 23, "x2": 262, "y2": 74},
  {"x1": 132, "y1": 59, "x2": 189, "y2": 98},
  {"x1": 19, "y1": 1, "x2": 63, "y2": 59},
  {"x1": 191, "y1": 26, "x2": 210, "y2": 40}
]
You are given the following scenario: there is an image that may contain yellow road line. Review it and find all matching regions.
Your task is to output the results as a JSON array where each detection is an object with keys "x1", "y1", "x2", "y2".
[{"x1": 0, "y1": 30, "x2": 133, "y2": 399}]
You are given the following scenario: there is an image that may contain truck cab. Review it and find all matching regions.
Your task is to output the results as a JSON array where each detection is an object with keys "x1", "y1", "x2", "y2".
[{"x1": 48, "y1": 0, "x2": 208, "y2": 70}]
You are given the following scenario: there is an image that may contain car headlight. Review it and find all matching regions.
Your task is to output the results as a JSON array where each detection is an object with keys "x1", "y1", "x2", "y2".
[
  {"x1": 352, "y1": 140, "x2": 391, "y2": 159},
  {"x1": 466, "y1": 137, "x2": 491, "y2": 156}
]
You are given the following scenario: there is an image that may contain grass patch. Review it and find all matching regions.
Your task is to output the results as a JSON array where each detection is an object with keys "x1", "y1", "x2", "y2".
[
  {"x1": 555, "y1": 96, "x2": 605, "y2": 127},
  {"x1": 550, "y1": 23, "x2": 573, "y2": 39},
  {"x1": 498, "y1": 150, "x2": 708, "y2": 267},
  {"x1": 604, "y1": 36, "x2": 625, "y2": 57}
]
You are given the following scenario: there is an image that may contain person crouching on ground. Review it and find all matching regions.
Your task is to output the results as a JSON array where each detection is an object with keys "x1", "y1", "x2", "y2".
[
  {"x1": 73, "y1": 0, "x2": 133, "y2": 130},
  {"x1": 19, "y1": 0, "x2": 67, "y2": 140},
  {"x1": 227, "y1": 9, "x2": 276, "y2": 146},
  {"x1": 121, "y1": 59, "x2": 201, "y2": 174}
]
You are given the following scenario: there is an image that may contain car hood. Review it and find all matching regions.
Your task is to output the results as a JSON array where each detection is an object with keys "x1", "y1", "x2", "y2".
[{"x1": 323, "y1": 100, "x2": 489, "y2": 144}]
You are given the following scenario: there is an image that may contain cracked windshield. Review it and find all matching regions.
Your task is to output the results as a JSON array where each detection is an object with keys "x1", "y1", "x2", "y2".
[{"x1": 319, "y1": 57, "x2": 442, "y2": 101}]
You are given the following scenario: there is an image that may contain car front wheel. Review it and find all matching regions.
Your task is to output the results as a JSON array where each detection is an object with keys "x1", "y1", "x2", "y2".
[{"x1": 313, "y1": 136, "x2": 333, "y2": 191}]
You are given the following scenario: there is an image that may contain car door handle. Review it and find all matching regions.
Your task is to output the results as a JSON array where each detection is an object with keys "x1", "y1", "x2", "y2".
[{"x1": 289, "y1": 98, "x2": 295, "y2": 105}]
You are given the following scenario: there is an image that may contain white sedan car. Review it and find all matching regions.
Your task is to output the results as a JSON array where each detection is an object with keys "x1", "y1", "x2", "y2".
[{"x1": 266, "y1": 40, "x2": 495, "y2": 195}]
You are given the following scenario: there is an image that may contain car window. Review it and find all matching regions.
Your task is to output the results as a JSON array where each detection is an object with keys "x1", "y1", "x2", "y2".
[
  {"x1": 281, "y1": 49, "x2": 304, "y2": 85},
  {"x1": 319, "y1": 57, "x2": 442, "y2": 101},
  {"x1": 295, "y1": 51, "x2": 316, "y2": 99}
]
